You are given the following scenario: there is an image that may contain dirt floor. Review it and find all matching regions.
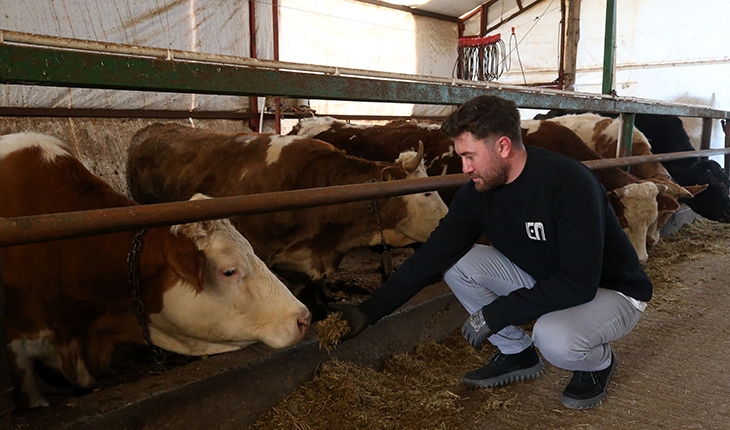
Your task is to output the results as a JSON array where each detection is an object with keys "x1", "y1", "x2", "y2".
[{"x1": 248, "y1": 218, "x2": 730, "y2": 430}]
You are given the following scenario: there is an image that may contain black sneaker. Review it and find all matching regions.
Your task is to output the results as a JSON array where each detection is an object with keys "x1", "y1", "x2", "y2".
[
  {"x1": 462, "y1": 345, "x2": 544, "y2": 388},
  {"x1": 560, "y1": 351, "x2": 617, "y2": 409}
]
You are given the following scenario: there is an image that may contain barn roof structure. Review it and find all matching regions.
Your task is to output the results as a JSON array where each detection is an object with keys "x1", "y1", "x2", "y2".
[{"x1": 378, "y1": 0, "x2": 544, "y2": 21}]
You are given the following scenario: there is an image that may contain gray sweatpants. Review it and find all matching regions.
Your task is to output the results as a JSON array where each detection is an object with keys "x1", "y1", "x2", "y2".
[{"x1": 443, "y1": 244, "x2": 644, "y2": 372}]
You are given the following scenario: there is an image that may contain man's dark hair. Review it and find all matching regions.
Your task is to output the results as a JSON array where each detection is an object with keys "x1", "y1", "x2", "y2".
[{"x1": 441, "y1": 95, "x2": 522, "y2": 144}]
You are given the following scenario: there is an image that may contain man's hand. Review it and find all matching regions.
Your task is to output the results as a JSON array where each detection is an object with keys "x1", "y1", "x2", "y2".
[
  {"x1": 328, "y1": 303, "x2": 372, "y2": 340},
  {"x1": 461, "y1": 307, "x2": 493, "y2": 351}
]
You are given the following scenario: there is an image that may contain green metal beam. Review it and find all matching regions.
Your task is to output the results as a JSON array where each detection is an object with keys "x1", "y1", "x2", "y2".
[
  {"x1": 602, "y1": 0, "x2": 617, "y2": 95},
  {"x1": 618, "y1": 112, "x2": 635, "y2": 158},
  {"x1": 1, "y1": 44, "x2": 729, "y2": 119}
]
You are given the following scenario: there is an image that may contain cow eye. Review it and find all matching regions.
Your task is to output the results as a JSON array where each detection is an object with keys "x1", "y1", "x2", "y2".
[
  {"x1": 424, "y1": 192, "x2": 432, "y2": 197},
  {"x1": 223, "y1": 268, "x2": 238, "y2": 277}
]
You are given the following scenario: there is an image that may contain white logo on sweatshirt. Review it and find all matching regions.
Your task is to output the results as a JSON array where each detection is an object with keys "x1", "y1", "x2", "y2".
[{"x1": 526, "y1": 222, "x2": 546, "y2": 241}]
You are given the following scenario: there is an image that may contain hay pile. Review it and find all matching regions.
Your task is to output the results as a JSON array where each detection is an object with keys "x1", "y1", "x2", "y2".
[
  {"x1": 316, "y1": 312, "x2": 351, "y2": 351},
  {"x1": 642, "y1": 218, "x2": 730, "y2": 312},
  {"x1": 248, "y1": 332, "x2": 514, "y2": 430}
]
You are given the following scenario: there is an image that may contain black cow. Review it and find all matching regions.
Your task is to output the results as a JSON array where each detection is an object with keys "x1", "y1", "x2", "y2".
[{"x1": 534, "y1": 110, "x2": 730, "y2": 222}]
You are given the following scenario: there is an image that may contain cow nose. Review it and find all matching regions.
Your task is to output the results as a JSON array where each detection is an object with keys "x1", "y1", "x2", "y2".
[{"x1": 297, "y1": 309, "x2": 312, "y2": 334}]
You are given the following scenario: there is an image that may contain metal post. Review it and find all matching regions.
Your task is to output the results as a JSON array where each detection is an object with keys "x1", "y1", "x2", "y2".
[
  {"x1": 617, "y1": 112, "x2": 635, "y2": 159},
  {"x1": 563, "y1": 0, "x2": 582, "y2": 91},
  {"x1": 273, "y1": 0, "x2": 282, "y2": 134},
  {"x1": 723, "y1": 119, "x2": 730, "y2": 173},
  {"x1": 602, "y1": 0, "x2": 617, "y2": 95},
  {"x1": 248, "y1": 0, "x2": 259, "y2": 132},
  {"x1": 617, "y1": 112, "x2": 635, "y2": 157},
  {"x1": 700, "y1": 117, "x2": 713, "y2": 154}
]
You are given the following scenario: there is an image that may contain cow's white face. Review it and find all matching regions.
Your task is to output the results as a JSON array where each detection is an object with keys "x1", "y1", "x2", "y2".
[
  {"x1": 384, "y1": 151, "x2": 448, "y2": 246},
  {"x1": 148, "y1": 197, "x2": 310, "y2": 355},
  {"x1": 611, "y1": 182, "x2": 660, "y2": 263}
]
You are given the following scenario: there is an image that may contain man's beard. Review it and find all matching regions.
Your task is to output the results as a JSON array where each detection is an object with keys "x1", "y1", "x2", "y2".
[{"x1": 472, "y1": 159, "x2": 509, "y2": 192}]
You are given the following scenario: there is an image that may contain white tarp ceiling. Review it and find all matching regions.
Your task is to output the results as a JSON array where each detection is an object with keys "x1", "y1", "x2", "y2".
[
  {"x1": 0, "y1": 0, "x2": 458, "y2": 117},
  {"x1": 0, "y1": 0, "x2": 263, "y2": 112},
  {"x1": 279, "y1": 0, "x2": 457, "y2": 116}
]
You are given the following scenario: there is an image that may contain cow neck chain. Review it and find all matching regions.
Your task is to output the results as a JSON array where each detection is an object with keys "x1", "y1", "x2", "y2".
[
  {"x1": 127, "y1": 228, "x2": 166, "y2": 364},
  {"x1": 367, "y1": 179, "x2": 394, "y2": 280}
]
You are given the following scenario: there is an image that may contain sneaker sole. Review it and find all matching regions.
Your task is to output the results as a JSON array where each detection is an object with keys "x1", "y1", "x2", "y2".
[
  {"x1": 462, "y1": 359, "x2": 545, "y2": 388},
  {"x1": 560, "y1": 353, "x2": 618, "y2": 410}
]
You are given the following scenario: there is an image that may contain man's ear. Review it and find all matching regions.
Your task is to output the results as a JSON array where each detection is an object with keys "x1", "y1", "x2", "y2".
[{"x1": 496, "y1": 136, "x2": 512, "y2": 158}]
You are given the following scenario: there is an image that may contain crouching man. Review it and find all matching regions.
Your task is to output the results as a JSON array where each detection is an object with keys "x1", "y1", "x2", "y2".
[{"x1": 333, "y1": 95, "x2": 652, "y2": 409}]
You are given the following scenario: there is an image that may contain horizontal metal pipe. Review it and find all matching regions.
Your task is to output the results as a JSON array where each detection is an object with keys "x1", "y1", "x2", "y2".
[
  {"x1": 582, "y1": 148, "x2": 730, "y2": 169},
  {"x1": 0, "y1": 107, "x2": 254, "y2": 119},
  {"x1": 2, "y1": 148, "x2": 729, "y2": 248},
  {"x1": 0, "y1": 174, "x2": 470, "y2": 248}
]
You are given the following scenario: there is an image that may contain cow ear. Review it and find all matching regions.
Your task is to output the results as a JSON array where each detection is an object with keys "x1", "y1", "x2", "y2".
[
  {"x1": 655, "y1": 184, "x2": 669, "y2": 195},
  {"x1": 168, "y1": 223, "x2": 206, "y2": 293},
  {"x1": 676, "y1": 185, "x2": 699, "y2": 200},
  {"x1": 656, "y1": 193, "x2": 680, "y2": 211},
  {"x1": 608, "y1": 188, "x2": 623, "y2": 199},
  {"x1": 378, "y1": 166, "x2": 400, "y2": 181},
  {"x1": 682, "y1": 184, "x2": 709, "y2": 197},
  {"x1": 167, "y1": 241, "x2": 205, "y2": 293}
]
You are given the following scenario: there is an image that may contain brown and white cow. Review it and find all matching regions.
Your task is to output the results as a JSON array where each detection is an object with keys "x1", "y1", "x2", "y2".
[
  {"x1": 291, "y1": 116, "x2": 670, "y2": 262},
  {"x1": 290, "y1": 117, "x2": 462, "y2": 203},
  {"x1": 544, "y1": 113, "x2": 707, "y2": 241},
  {"x1": 544, "y1": 113, "x2": 706, "y2": 200},
  {"x1": 126, "y1": 123, "x2": 448, "y2": 292},
  {"x1": 0, "y1": 132, "x2": 310, "y2": 409}
]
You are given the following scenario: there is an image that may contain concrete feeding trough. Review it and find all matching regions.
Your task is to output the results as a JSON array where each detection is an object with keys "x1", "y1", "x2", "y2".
[{"x1": 12, "y1": 283, "x2": 465, "y2": 430}]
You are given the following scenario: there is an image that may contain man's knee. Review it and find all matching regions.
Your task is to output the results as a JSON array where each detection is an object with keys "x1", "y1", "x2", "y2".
[
  {"x1": 443, "y1": 265, "x2": 462, "y2": 286},
  {"x1": 533, "y1": 318, "x2": 589, "y2": 366}
]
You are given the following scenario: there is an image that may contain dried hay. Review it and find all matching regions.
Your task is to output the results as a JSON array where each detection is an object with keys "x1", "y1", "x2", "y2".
[
  {"x1": 316, "y1": 312, "x2": 351, "y2": 351},
  {"x1": 248, "y1": 332, "x2": 517, "y2": 430},
  {"x1": 644, "y1": 218, "x2": 730, "y2": 312}
]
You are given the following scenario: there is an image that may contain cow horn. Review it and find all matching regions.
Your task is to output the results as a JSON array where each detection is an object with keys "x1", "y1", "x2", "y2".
[{"x1": 403, "y1": 141, "x2": 424, "y2": 172}]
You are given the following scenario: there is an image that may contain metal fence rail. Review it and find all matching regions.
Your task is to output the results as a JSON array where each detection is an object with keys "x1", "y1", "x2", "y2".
[{"x1": 2, "y1": 148, "x2": 729, "y2": 248}]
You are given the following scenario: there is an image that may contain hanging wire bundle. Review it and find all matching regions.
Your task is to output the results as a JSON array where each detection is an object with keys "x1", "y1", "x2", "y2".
[{"x1": 457, "y1": 34, "x2": 508, "y2": 82}]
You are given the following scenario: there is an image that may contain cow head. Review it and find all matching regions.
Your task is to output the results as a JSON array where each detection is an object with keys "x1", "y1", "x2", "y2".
[
  {"x1": 646, "y1": 188, "x2": 680, "y2": 247},
  {"x1": 609, "y1": 182, "x2": 663, "y2": 263},
  {"x1": 668, "y1": 159, "x2": 730, "y2": 222},
  {"x1": 146, "y1": 194, "x2": 311, "y2": 355},
  {"x1": 377, "y1": 142, "x2": 449, "y2": 246}
]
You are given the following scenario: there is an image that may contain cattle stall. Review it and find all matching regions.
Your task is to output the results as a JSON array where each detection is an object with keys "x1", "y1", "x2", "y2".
[{"x1": 3, "y1": 1, "x2": 730, "y2": 428}]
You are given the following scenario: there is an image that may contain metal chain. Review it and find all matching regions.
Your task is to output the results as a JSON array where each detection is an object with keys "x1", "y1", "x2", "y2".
[
  {"x1": 366, "y1": 179, "x2": 394, "y2": 280},
  {"x1": 127, "y1": 228, "x2": 166, "y2": 364}
]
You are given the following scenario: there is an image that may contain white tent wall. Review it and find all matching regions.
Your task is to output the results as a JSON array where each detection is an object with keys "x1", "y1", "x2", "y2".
[
  {"x1": 0, "y1": 0, "x2": 253, "y2": 111},
  {"x1": 277, "y1": 0, "x2": 458, "y2": 117},
  {"x1": 0, "y1": 0, "x2": 262, "y2": 194},
  {"x1": 479, "y1": 0, "x2": 730, "y2": 151}
]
